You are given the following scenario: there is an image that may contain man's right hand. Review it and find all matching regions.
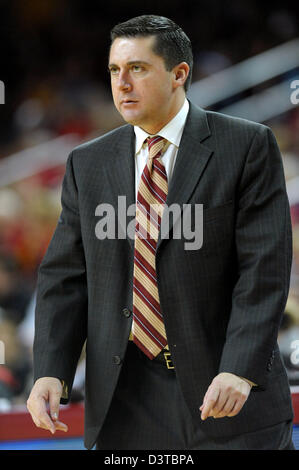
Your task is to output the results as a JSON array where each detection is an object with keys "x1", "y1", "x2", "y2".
[{"x1": 27, "y1": 377, "x2": 68, "y2": 434}]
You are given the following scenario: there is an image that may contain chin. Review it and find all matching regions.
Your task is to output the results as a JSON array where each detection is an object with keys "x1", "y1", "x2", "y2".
[{"x1": 121, "y1": 112, "x2": 142, "y2": 126}]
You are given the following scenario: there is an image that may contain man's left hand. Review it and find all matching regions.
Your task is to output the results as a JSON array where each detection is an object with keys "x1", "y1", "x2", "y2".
[{"x1": 200, "y1": 372, "x2": 251, "y2": 420}]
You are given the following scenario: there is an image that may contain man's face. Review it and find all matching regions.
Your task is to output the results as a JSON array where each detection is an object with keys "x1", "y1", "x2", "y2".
[{"x1": 109, "y1": 35, "x2": 178, "y2": 134}]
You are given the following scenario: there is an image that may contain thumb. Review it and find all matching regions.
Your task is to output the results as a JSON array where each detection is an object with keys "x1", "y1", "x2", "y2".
[{"x1": 49, "y1": 386, "x2": 62, "y2": 421}]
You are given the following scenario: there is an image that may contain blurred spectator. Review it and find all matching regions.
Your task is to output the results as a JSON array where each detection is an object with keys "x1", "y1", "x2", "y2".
[
  {"x1": 193, "y1": 50, "x2": 232, "y2": 81},
  {"x1": 17, "y1": 290, "x2": 86, "y2": 403},
  {"x1": 0, "y1": 311, "x2": 31, "y2": 409},
  {"x1": 279, "y1": 297, "x2": 299, "y2": 385},
  {"x1": 0, "y1": 253, "x2": 32, "y2": 325}
]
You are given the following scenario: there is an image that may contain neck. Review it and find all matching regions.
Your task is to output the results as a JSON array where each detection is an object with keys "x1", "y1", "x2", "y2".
[{"x1": 141, "y1": 93, "x2": 186, "y2": 135}]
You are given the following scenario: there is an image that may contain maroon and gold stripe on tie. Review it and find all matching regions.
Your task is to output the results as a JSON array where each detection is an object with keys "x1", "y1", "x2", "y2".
[{"x1": 132, "y1": 136, "x2": 169, "y2": 359}]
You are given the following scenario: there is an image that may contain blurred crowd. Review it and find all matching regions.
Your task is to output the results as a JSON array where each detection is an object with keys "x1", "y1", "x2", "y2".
[{"x1": 0, "y1": 0, "x2": 299, "y2": 409}]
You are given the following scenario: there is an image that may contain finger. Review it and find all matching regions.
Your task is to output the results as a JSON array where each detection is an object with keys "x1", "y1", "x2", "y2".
[
  {"x1": 213, "y1": 396, "x2": 236, "y2": 418},
  {"x1": 32, "y1": 414, "x2": 68, "y2": 434},
  {"x1": 28, "y1": 397, "x2": 56, "y2": 434},
  {"x1": 31, "y1": 414, "x2": 42, "y2": 429},
  {"x1": 199, "y1": 387, "x2": 212, "y2": 414},
  {"x1": 201, "y1": 386, "x2": 220, "y2": 420},
  {"x1": 38, "y1": 422, "x2": 56, "y2": 433},
  {"x1": 36, "y1": 399, "x2": 56, "y2": 434},
  {"x1": 214, "y1": 384, "x2": 249, "y2": 418},
  {"x1": 199, "y1": 383, "x2": 213, "y2": 409},
  {"x1": 209, "y1": 389, "x2": 229, "y2": 417},
  {"x1": 49, "y1": 388, "x2": 62, "y2": 422},
  {"x1": 227, "y1": 396, "x2": 247, "y2": 417},
  {"x1": 54, "y1": 420, "x2": 68, "y2": 432},
  {"x1": 33, "y1": 413, "x2": 55, "y2": 434},
  {"x1": 39, "y1": 411, "x2": 56, "y2": 434}
]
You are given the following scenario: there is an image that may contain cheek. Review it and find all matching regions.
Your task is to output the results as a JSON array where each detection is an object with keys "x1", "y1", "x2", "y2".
[
  {"x1": 142, "y1": 81, "x2": 166, "y2": 101},
  {"x1": 111, "y1": 84, "x2": 120, "y2": 107},
  {"x1": 147, "y1": 86, "x2": 170, "y2": 107}
]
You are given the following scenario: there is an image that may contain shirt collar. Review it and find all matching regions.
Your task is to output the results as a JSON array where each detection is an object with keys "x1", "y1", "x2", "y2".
[{"x1": 134, "y1": 98, "x2": 189, "y2": 154}]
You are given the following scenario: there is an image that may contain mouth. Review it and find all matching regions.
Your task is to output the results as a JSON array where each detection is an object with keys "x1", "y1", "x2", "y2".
[{"x1": 121, "y1": 99, "x2": 138, "y2": 105}]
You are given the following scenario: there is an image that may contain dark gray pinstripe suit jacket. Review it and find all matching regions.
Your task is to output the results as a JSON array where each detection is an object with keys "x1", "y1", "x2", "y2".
[{"x1": 33, "y1": 101, "x2": 294, "y2": 449}]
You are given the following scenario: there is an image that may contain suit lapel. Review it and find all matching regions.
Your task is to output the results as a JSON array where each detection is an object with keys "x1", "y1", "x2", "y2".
[
  {"x1": 157, "y1": 103, "x2": 213, "y2": 251},
  {"x1": 105, "y1": 125, "x2": 136, "y2": 251}
]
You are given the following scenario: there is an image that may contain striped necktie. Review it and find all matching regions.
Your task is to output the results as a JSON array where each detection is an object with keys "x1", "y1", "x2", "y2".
[{"x1": 132, "y1": 136, "x2": 168, "y2": 359}]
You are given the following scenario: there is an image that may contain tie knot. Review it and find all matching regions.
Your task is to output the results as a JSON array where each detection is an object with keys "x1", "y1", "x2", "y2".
[{"x1": 147, "y1": 136, "x2": 166, "y2": 159}]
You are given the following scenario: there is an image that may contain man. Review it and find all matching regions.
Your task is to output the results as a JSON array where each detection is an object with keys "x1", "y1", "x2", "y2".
[{"x1": 27, "y1": 15, "x2": 295, "y2": 450}]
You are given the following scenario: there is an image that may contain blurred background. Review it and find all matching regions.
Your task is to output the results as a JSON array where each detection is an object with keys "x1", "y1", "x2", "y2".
[{"x1": 0, "y1": 0, "x2": 299, "y2": 450}]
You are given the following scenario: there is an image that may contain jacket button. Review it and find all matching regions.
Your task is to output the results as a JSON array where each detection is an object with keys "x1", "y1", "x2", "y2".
[
  {"x1": 113, "y1": 355, "x2": 122, "y2": 365},
  {"x1": 122, "y1": 308, "x2": 131, "y2": 318},
  {"x1": 267, "y1": 363, "x2": 272, "y2": 371}
]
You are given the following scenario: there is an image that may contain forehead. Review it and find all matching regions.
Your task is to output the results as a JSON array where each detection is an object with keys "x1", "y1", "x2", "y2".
[{"x1": 109, "y1": 35, "x2": 162, "y2": 64}]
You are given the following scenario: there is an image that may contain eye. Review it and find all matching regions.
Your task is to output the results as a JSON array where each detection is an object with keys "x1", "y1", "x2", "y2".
[
  {"x1": 131, "y1": 65, "x2": 143, "y2": 72},
  {"x1": 109, "y1": 67, "x2": 119, "y2": 75}
]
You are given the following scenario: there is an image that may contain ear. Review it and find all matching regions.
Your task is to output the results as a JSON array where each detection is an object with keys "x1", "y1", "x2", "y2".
[{"x1": 172, "y1": 62, "x2": 190, "y2": 89}]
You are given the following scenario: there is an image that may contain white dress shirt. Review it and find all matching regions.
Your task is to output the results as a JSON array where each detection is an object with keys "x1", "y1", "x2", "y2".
[{"x1": 134, "y1": 98, "x2": 189, "y2": 200}]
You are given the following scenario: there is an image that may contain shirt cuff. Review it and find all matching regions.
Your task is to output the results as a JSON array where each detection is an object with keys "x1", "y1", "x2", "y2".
[
  {"x1": 239, "y1": 376, "x2": 257, "y2": 387},
  {"x1": 60, "y1": 379, "x2": 68, "y2": 399}
]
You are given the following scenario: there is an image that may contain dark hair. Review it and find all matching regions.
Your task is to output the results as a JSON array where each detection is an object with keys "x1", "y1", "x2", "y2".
[{"x1": 110, "y1": 15, "x2": 193, "y2": 91}]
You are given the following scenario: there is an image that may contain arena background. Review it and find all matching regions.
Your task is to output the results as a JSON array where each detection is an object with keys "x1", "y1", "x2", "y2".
[{"x1": 0, "y1": 0, "x2": 299, "y2": 450}]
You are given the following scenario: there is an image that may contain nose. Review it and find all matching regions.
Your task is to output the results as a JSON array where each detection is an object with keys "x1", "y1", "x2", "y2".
[{"x1": 117, "y1": 70, "x2": 132, "y2": 91}]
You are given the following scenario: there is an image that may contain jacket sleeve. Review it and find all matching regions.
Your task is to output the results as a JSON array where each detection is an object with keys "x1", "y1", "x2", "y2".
[
  {"x1": 33, "y1": 151, "x2": 87, "y2": 403},
  {"x1": 218, "y1": 125, "x2": 293, "y2": 389}
]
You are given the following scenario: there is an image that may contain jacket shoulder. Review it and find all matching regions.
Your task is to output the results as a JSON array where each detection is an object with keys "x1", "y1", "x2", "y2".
[
  {"x1": 205, "y1": 108, "x2": 268, "y2": 135},
  {"x1": 187, "y1": 102, "x2": 271, "y2": 145},
  {"x1": 71, "y1": 124, "x2": 132, "y2": 156}
]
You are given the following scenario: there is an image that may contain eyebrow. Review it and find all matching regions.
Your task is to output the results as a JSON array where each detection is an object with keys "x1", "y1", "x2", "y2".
[{"x1": 108, "y1": 60, "x2": 151, "y2": 68}]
